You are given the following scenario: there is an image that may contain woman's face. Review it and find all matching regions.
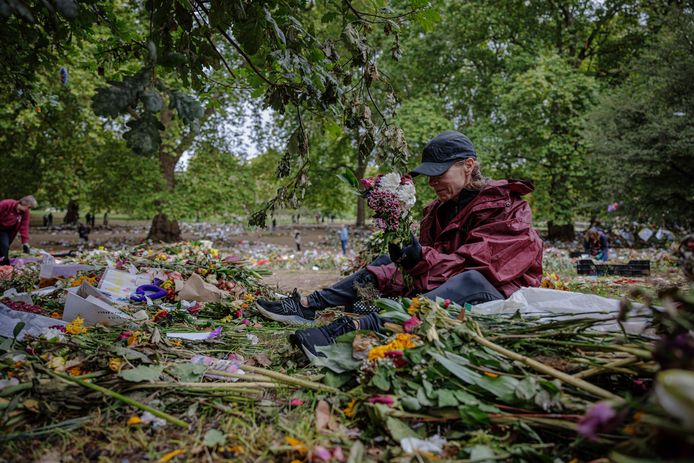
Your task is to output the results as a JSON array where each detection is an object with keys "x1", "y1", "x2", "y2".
[{"x1": 428, "y1": 159, "x2": 475, "y2": 202}]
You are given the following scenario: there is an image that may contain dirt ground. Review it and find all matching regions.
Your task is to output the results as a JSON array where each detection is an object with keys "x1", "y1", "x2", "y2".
[{"x1": 12, "y1": 221, "x2": 349, "y2": 294}]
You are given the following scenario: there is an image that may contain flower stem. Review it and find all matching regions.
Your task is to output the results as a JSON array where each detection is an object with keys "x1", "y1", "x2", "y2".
[
  {"x1": 239, "y1": 365, "x2": 345, "y2": 395},
  {"x1": 51, "y1": 371, "x2": 188, "y2": 428}
]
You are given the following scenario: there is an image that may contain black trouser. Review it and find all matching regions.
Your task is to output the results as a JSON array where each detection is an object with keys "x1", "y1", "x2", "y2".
[
  {"x1": 0, "y1": 229, "x2": 12, "y2": 265},
  {"x1": 308, "y1": 255, "x2": 504, "y2": 309}
]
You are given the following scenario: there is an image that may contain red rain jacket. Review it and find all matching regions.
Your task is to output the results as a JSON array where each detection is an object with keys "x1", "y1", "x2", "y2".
[
  {"x1": 0, "y1": 199, "x2": 30, "y2": 244},
  {"x1": 367, "y1": 180, "x2": 543, "y2": 298}
]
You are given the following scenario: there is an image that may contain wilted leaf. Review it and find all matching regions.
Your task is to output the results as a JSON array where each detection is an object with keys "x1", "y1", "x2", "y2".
[
  {"x1": 169, "y1": 363, "x2": 206, "y2": 383},
  {"x1": 118, "y1": 365, "x2": 164, "y2": 382}
]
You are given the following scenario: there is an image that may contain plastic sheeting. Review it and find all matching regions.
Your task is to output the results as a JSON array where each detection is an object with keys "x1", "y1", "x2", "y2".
[{"x1": 472, "y1": 287, "x2": 652, "y2": 335}]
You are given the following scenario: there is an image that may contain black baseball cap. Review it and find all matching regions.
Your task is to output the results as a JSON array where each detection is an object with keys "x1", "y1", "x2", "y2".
[{"x1": 411, "y1": 130, "x2": 477, "y2": 177}]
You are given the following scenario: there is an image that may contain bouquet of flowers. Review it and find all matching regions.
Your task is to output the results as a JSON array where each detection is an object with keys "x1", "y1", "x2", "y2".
[{"x1": 340, "y1": 171, "x2": 417, "y2": 252}]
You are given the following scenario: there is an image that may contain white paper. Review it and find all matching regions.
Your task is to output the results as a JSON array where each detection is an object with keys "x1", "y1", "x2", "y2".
[
  {"x1": 638, "y1": 227, "x2": 653, "y2": 242},
  {"x1": 166, "y1": 332, "x2": 212, "y2": 341},
  {"x1": 472, "y1": 287, "x2": 651, "y2": 334},
  {"x1": 0, "y1": 302, "x2": 67, "y2": 341},
  {"x1": 63, "y1": 282, "x2": 131, "y2": 326},
  {"x1": 98, "y1": 269, "x2": 150, "y2": 301}
]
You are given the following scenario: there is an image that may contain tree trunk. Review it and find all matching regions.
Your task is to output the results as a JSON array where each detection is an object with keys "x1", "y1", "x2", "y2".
[
  {"x1": 355, "y1": 157, "x2": 367, "y2": 227},
  {"x1": 64, "y1": 199, "x2": 79, "y2": 225},
  {"x1": 147, "y1": 213, "x2": 181, "y2": 242},
  {"x1": 547, "y1": 221, "x2": 575, "y2": 241}
]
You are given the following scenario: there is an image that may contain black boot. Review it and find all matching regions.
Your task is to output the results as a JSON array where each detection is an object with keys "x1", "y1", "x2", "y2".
[
  {"x1": 255, "y1": 289, "x2": 318, "y2": 325},
  {"x1": 289, "y1": 313, "x2": 383, "y2": 359}
]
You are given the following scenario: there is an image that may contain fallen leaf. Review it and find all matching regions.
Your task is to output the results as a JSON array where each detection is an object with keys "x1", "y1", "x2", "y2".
[
  {"x1": 351, "y1": 333, "x2": 380, "y2": 360},
  {"x1": 315, "y1": 399, "x2": 338, "y2": 433},
  {"x1": 251, "y1": 352, "x2": 272, "y2": 367}
]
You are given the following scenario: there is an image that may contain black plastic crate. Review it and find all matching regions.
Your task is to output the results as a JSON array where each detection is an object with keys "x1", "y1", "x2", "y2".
[{"x1": 576, "y1": 259, "x2": 651, "y2": 276}]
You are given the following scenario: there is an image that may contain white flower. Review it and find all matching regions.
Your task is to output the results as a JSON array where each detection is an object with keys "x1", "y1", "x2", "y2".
[
  {"x1": 41, "y1": 328, "x2": 65, "y2": 342},
  {"x1": 378, "y1": 173, "x2": 402, "y2": 194},
  {"x1": 396, "y1": 182, "x2": 417, "y2": 211}
]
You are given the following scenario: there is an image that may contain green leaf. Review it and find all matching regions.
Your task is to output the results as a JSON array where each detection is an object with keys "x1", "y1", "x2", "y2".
[
  {"x1": 378, "y1": 311, "x2": 411, "y2": 322},
  {"x1": 401, "y1": 396, "x2": 421, "y2": 412},
  {"x1": 323, "y1": 370, "x2": 353, "y2": 388},
  {"x1": 112, "y1": 346, "x2": 151, "y2": 363},
  {"x1": 453, "y1": 390, "x2": 479, "y2": 405},
  {"x1": 12, "y1": 322, "x2": 25, "y2": 339},
  {"x1": 431, "y1": 352, "x2": 478, "y2": 384},
  {"x1": 458, "y1": 405, "x2": 489, "y2": 425},
  {"x1": 375, "y1": 298, "x2": 406, "y2": 313},
  {"x1": 118, "y1": 365, "x2": 165, "y2": 382},
  {"x1": 346, "y1": 440, "x2": 365, "y2": 463},
  {"x1": 203, "y1": 428, "x2": 227, "y2": 448},
  {"x1": 371, "y1": 367, "x2": 391, "y2": 392},
  {"x1": 416, "y1": 386, "x2": 434, "y2": 407},
  {"x1": 313, "y1": 342, "x2": 361, "y2": 374},
  {"x1": 437, "y1": 389, "x2": 458, "y2": 408},
  {"x1": 385, "y1": 416, "x2": 418, "y2": 441},
  {"x1": 170, "y1": 363, "x2": 207, "y2": 382},
  {"x1": 336, "y1": 169, "x2": 359, "y2": 190}
]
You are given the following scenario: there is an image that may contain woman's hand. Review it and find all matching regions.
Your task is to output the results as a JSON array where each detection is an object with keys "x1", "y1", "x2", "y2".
[{"x1": 388, "y1": 233, "x2": 422, "y2": 269}]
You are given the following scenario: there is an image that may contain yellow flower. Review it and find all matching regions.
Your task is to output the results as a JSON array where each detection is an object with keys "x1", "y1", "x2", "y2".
[
  {"x1": 98, "y1": 246, "x2": 105, "y2": 251},
  {"x1": 243, "y1": 293, "x2": 255, "y2": 302},
  {"x1": 285, "y1": 437, "x2": 307, "y2": 455},
  {"x1": 226, "y1": 445, "x2": 244, "y2": 454},
  {"x1": 158, "y1": 449, "x2": 185, "y2": 463},
  {"x1": 127, "y1": 416, "x2": 142, "y2": 426},
  {"x1": 170, "y1": 340, "x2": 182, "y2": 347},
  {"x1": 221, "y1": 315, "x2": 233, "y2": 323},
  {"x1": 71, "y1": 275, "x2": 97, "y2": 287},
  {"x1": 108, "y1": 358, "x2": 123, "y2": 372},
  {"x1": 50, "y1": 311, "x2": 62, "y2": 319},
  {"x1": 482, "y1": 371, "x2": 499, "y2": 378},
  {"x1": 210, "y1": 248, "x2": 219, "y2": 258},
  {"x1": 367, "y1": 334, "x2": 418, "y2": 360},
  {"x1": 343, "y1": 399, "x2": 357, "y2": 417},
  {"x1": 407, "y1": 297, "x2": 421, "y2": 315},
  {"x1": 66, "y1": 316, "x2": 88, "y2": 335}
]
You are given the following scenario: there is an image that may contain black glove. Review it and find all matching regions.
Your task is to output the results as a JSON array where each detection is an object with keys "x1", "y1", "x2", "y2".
[
  {"x1": 22, "y1": 244, "x2": 31, "y2": 254},
  {"x1": 388, "y1": 233, "x2": 422, "y2": 269}
]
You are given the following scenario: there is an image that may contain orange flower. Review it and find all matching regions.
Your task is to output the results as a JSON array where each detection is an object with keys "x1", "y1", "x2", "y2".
[
  {"x1": 407, "y1": 297, "x2": 421, "y2": 315},
  {"x1": 127, "y1": 331, "x2": 141, "y2": 347},
  {"x1": 50, "y1": 311, "x2": 62, "y2": 319},
  {"x1": 482, "y1": 371, "x2": 499, "y2": 378},
  {"x1": 127, "y1": 416, "x2": 142, "y2": 425},
  {"x1": 67, "y1": 366, "x2": 84, "y2": 376},
  {"x1": 343, "y1": 399, "x2": 357, "y2": 418},
  {"x1": 285, "y1": 437, "x2": 307, "y2": 455},
  {"x1": 368, "y1": 333, "x2": 418, "y2": 361}
]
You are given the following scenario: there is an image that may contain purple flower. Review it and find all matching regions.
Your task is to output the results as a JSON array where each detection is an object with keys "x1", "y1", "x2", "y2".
[
  {"x1": 207, "y1": 326, "x2": 223, "y2": 339},
  {"x1": 311, "y1": 445, "x2": 332, "y2": 462},
  {"x1": 577, "y1": 401, "x2": 619, "y2": 440}
]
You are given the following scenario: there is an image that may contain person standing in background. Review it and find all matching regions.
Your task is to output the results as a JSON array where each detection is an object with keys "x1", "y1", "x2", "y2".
[
  {"x1": 338, "y1": 225, "x2": 349, "y2": 255},
  {"x1": 0, "y1": 195, "x2": 37, "y2": 264},
  {"x1": 294, "y1": 231, "x2": 302, "y2": 252}
]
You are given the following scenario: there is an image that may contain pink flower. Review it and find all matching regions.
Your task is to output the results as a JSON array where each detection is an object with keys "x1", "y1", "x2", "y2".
[
  {"x1": 311, "y1": 446, "x2": 332, "y2": 462},
  {"x1": 360, "y1": 177, "x2": 376, "y2": 189},
  {"x1": 290, "y1": 398, "x2": 304, "y2": 407},
  {"x1": 400, "y1": 174, "x2": 413, "y2": 185},
  {"x1": 241, "y1": 319, "x2": 251, "y2": 326},
  {"x1": 403, "y1": 316, "x2": 421, "y2": 333},
  {"x1": 384, "y1": 350, "x2": 407, "y2": 368},
  {"x1": 331, "y1": 447, "x2": 345, "y2": 462},
  {"x1": 443, "y1": 299, "x2": 451, "y2": 308},
  {"x1": 116, "y1": 331, "x2": 132, "y2": 341},
  {"x1": 367, "y1": 395, "x2": 395, "y2": 406}
]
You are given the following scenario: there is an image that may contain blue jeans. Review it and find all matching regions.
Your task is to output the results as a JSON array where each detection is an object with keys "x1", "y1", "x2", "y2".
[
  {"x1": 340, "y1": 239, "x2": 348, "y2": 255},
  {"x1": 308, "y1": 255, "x2": 503, "y2": 309},
  {"x1": 0, "y1": 229, "x2": 12, "y2": 265}
]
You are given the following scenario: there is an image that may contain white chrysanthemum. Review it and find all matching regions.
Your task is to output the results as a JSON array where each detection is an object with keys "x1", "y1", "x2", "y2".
[
  {"x1": 378, "y1": 173, "x2": 402, "y2": 195},
  {"x1": 396, "y1": 182, "x2": 417, "y2": 211},
  {"x1": 41, "y1": 328, "x2": 65, "y2": 342}
]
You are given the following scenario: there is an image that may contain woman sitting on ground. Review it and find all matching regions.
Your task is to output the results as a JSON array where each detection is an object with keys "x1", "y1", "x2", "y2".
[{"x1": 256, "y1": 131, "x2": 544, "y2": 357}]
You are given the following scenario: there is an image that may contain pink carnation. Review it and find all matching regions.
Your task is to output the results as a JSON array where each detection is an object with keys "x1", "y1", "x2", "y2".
[
  {"x1": 367, "y1": 395, "x2": 395, "y2": 406},
  {"x1": 400, "y1": 174, "x2": 413, "y2": 185},
  {"x1": 289, "y1": 398, "x2": 304, "y2": 406},
  {"x1": 403, "y1": 316, "x2": 421, "y2": 333},
  {"x1": 360, "y1": 177, "x2": 376, "y2": 189}
]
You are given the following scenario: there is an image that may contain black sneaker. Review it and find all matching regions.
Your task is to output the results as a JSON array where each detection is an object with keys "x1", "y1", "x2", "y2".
[
  {"x1": 289, "y1": 316, "x2": 357, "y2": 359},
  {"x1": 255, "y1": 289, "x2": 317, "y2": 325}
]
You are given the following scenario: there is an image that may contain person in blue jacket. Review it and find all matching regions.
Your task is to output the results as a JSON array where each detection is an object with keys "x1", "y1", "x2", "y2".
[{"x1": 337, "y1": 225, "x2": 349, "y2": 255}]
